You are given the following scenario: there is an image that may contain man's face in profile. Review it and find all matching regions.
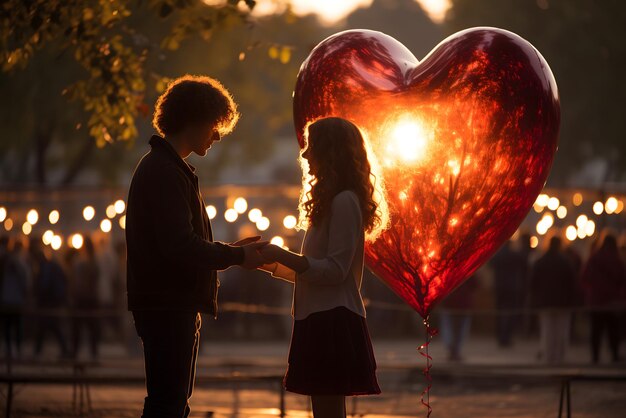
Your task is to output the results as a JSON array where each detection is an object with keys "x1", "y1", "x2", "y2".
[{"x1": 188, "y1": 122, "x2": 221, "y2": 157}]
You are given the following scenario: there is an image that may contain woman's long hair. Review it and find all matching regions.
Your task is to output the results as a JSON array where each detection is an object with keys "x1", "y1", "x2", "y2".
[{"x1": 298, "y1": 117, "x2": 388, "y2": 241}]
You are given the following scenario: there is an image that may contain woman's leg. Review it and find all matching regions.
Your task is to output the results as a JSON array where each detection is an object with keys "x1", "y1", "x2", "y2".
[{"x1": 311, "y1": 395, "x2": 346, "y2": 418}]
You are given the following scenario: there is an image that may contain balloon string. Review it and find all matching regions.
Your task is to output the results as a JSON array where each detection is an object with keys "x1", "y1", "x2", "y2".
[{"x1": 417, "y1": 317, "x2": 438, "y2": 417}]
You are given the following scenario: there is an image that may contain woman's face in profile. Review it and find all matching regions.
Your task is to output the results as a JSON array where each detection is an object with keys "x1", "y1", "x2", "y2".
[{"x1": 302, "y1": 143, "x2": 318, "y2": 176}]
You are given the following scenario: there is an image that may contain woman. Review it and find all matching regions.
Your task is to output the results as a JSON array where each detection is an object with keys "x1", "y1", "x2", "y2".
[{"x1": 260, "y1": 117, "x2": 386, "y2": 418}]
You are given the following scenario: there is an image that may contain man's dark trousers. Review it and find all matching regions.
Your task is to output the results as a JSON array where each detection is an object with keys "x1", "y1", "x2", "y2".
[{"x1": 133, "y1": 310, "x2": 201, "y2": 418}]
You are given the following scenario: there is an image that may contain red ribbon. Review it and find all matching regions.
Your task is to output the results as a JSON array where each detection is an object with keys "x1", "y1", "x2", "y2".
[{"x1": 417, "y1": 316, "x2": 438, "y2": 417}]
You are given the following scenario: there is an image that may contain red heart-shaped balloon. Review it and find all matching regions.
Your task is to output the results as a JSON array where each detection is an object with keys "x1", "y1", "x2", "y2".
[{"x1": 293, "y1": 28, "x2": 559, "y2": 319}]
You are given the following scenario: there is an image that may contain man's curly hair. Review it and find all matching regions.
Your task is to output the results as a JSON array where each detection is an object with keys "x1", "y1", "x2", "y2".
[
  {"x1": 298, "y1": 117, "x2": 389, "y2": 242},
  {"x1": 152, "y1": 75, "x2": 239, "y2": 137}
]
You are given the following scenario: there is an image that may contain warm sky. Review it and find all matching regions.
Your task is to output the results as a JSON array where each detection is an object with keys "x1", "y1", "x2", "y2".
[{"x1": 203, "y1": 0, "x2": 451, "y2": 24}]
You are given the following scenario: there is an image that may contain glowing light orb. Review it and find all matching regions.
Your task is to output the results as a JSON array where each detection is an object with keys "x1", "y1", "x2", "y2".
[
  {"x1": 22, "y1": 222, "x2": 32, "y2": 235},
  {"x1": 224, "y1": 209, "x2": 238, "y2": 223},
  {"x1": 106, "y1": 205, "x2": 117, "y2": 219},
  {"x1": 49, "y1": 210, "x2": 60, "y2": 224},
  {"x1": 605, "y1": 197, "x2": 618, "y2": 214},
  {"x1": 248, "y1": 208, "x2": 263, "y2": 223},
  {"x1": 0, "y1": 207, "x2": 5, "y2": 222},
  {"x1": 51, "y1": 235, "x2": 62, "y2": 250},
  {"x1": 100, "y1": 219, "x2": 112, "y2": 233},
  {"x1": 572, "y1": 192, "x2": 583, "y2": 206},
  {"x1": 593, "y1": 201, "x2": 604, "y2": 215},
  {"x1": 294, "y1": 28, "x2": 559, "y2": 318},
  {"x1": 114, "y1": 199, "x2": 126, "y2": 214},
  {"x1": 530, "y1": 236, "x2": 539, "y2": 248},
  {"x1": 565, "y1": 225, "x2": 577, "y2": 241},
  {"x1": 283, "y1": 215, "x2": 297, "y2": 229},
  {"x1": 83, "y1": 206, "x2": 95, "y2": 221},
  {"x1": 585, "y1": 220, "x2": 595, "y2": 237},
  {"x1": 256, "y1": 217, "x2": 270, "y2": 231},
  {"x1": 42, "y1": 230, "x2": 54, "y2": 245},
  {"x1": 4, "y1": 218, "x2": 13, "y2": 231},
  {"x1": 576, "y1": 215, "x2": 588, "y2": 229},
  {"x1": 556, "y1": 206, "x2": 567, "y2": 219},
  {"x1": 270, "y1": 236, "x2": 285, "y2": 247},
  {"x1": 71, "y1": 234, "x2": 84, "y2": 249},
  {"x1": 27, "y1": 209, "x2": 39, "y2": 225},
  {"x1": 547, "y1": 197, "x2": 560, "y2": 211},
  {"x1": 119, "y1": 215, "x2": 126, "y2": 230},
  {"x1": 205, "y1": 205, "x2": 217, "y2": 220},
  {"x1": 234, "y1": 197, "x2": 248, "y2": 214}
]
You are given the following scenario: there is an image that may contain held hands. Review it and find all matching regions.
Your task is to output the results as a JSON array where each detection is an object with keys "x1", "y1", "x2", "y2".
[
  {"x1": 259, "y1": 244, "x2": 283, "y2": 264},
  {"x1": 231, "y1": 236, "x2": 269, "y2": 270}
]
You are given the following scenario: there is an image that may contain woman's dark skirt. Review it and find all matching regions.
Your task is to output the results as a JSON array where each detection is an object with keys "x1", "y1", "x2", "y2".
[{"x1": 284, "y1": 306, "x2": 381, "y2": 396}]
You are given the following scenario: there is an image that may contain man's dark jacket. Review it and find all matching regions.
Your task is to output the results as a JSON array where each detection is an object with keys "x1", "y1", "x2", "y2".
[{"x1": 126, "y1": 135, "x2": 243, "y2": 316}]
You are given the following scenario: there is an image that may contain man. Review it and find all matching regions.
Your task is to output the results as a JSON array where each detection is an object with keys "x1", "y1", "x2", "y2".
[{"x1": 126, "y1": 75, "x2": 266, "y2": 417}]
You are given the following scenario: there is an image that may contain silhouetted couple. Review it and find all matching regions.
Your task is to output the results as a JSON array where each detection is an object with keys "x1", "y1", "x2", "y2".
[{"x1": 126, "y1": 75, "x2": 382, "y2": 418}]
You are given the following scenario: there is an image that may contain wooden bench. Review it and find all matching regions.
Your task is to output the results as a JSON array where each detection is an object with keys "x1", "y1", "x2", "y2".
[{"x1": 0, "y1": 368, "x2": 285, "y2": 418}]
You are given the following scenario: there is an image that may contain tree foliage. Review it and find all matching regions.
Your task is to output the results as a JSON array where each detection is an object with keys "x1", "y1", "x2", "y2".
[{"x1": 1, "y1": 0, "x2": 254, "y2": 147}]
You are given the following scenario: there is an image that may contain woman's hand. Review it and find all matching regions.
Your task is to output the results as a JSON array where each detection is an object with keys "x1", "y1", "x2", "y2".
[{"x1": 259, "y1": 244, "x2": 283, "y2": 264}]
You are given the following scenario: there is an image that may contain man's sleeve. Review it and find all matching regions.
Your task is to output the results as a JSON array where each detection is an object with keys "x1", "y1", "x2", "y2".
[{"x1": 150, "y1": 165, "x2": 244, "y2": 270}]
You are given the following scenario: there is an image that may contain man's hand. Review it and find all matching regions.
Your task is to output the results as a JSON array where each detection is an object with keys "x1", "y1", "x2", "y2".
[
  {"x1": 240, "y1": 241, "x2": 269, "y2": 269},
  {"x1": 231, "y1": 236, "x2": 262, "y2": 246},
  {"x1": 259, "y1": 244, "x2": 283, "y2": 264}
]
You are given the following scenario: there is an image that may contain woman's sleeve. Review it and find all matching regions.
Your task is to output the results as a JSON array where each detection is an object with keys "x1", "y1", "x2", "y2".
[
  {"x1": 270, "y1": 263, "x2": 297, "y2": 283},
  {"x1": 297, "y1": 191, "x2": 362, "y2": 286}
]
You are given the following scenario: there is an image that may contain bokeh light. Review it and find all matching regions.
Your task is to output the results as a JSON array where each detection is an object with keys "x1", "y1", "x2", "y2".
[
  {"x1": 224, "y1": 208, "x2": 239, "y2": 223},
  {"x1": 22, "y1": 222, "x2": 32, "y2": 235},
  {"x1": 83, "y1": 206, "x2": 95, "y2": 221},
  {"x1": 256, "y1": 217, "x2": 270, "y2": 231},
  {"x1": 51, "y1": 235, "x2": 62, "y2": 250},
  {"x1": 48, "y1": 210, "x2": 60, "y2": 224},
  {"x1": 565, "y1": 225, "x2": 577, "y2": 241},
  {"x1": 100, "y1": 219, "x2": 112, "y2": 233},
  {"x1": 205, "y1": 205, "x2": 217, "y2": 220},
  {"x1": 119, "y1": 215, "x2": 126, "y2": 229},
  {"x1": 42, "y1": 230, "x2": 54, "y2": 245},
  {"x1": 556, "y1": 206, "x2": 567, "y2": 219},
  {"x1": 27, "y1": 209, "x2": 39, "y2": 225},
  {"x1": 593, "y1": 201, "x2": 604, "y2": 215},
  {"x1": 4, "y1": 218, "x2": 13, "y2": 231},
  {"x1": 530, "y1": 236, "x2": 539, "y2": 248},
  {"x1": 114, "y1": 199, "x2": 126, "y2": 214},
  {"x1": 234, "y1": 197, "x2": 248, "y2": 214},
  {"x1": 585, "y1": 220, "x2": 596, "y2": 237},
  {"x1": 572, "y1": 192, "x2": 583, "y2": 206},
  {"x1": 270, "y1": 236, "x2": 285, "y2": 247},
  {"x1": 283, "y1": 215, "x2": 297, "y2": 229},
  {"x1": 248, "y1": 208, "x2": 262, "y2": 223},
  {"x1": 547, "y1": 197, "x2": 560, "y2": 211},
  {"x1": 605, "y1": 197, "x2": 618, "y2": 214},
  {"x1": 0, "y1": 207, "x2": 6, "y2": 222},
  {"x1": 106, "y1": 204, "x2": 117, "y2": 218},
  {"x1": 70, "y1": 233, "x2": 84, "y2": 249},
  {"x1": 576, "y1": 214, "x2": 588, "y2": 229}
]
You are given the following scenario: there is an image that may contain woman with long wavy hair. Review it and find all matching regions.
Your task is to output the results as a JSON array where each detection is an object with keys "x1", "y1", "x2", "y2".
[{"x1": 259, "y1": 117, "x2": 387, "y2": 418}]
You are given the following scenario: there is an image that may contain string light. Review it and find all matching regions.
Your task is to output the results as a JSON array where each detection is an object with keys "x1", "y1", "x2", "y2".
[
  {"x1": 547, "y1": 197, "x2": 559, "y2": 211},
  {"x1": 106, "y1": 205, "x2": 117, "y2": 218},
  {"x1": 114, "y1": 199, "x2": 126, "y2": 214},
  {"x1": 100, "y1": 219, "x2": 112, "y2": 233},
  {"x1": 283, "y1": 215, "x2": 297, "y2": 229},
  {"x1": 83, "y1": 206, "x2": 95, "y2": 221},
  {"x1": 22, "y1": 222, "x2": 32, "y2": 235},
  {"x1": 593, "y1": 201, "x2": 604, "y2": 215},
  {"x1": 565, "y1": 225, "x2": 577, "y2": 241},
  {"x1": 270, "y1": 236, "x2": 285, "y2": 247},
  {"x1": 42, "y1": 230, "x2": 54, "y2": 245},
  {"x1": 234, "y1": 197, "x2": 248, "y2": 214},
  {"x1": 27, "y1": 209, "x2": 39, "y2": 225},
  {"x1": 205, "y1": 205, "x2": 217, "y2": 220},
  {"x1": 49, "y1": 210, "x2": 60, "y2": 224},
  {"x1": 256, "y1": 217, "x2": 270, "y2": 231},
  {"x1": 51, "y1": 235, "x2": 62, "y2": 250},
  {"x1": 605, "y1": 197, "x2": 618, "y2": 214},
  {"x1": 224, "y1": 209, "x2": 238, "y2": 223},
  {"x1": 248, "y1": 208, "x2": 262, "y2": 223},
  {"x1": 70, "y1": 233, "x2": 84, "y2": 249},
  {"x1": 572, "y1": 192, "x2": 583, "y2": 206}
]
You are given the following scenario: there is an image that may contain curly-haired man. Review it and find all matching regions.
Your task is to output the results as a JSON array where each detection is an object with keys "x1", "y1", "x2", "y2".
[{"x1": 126, "y1": 75, "x2": 266, "y2": 417}]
